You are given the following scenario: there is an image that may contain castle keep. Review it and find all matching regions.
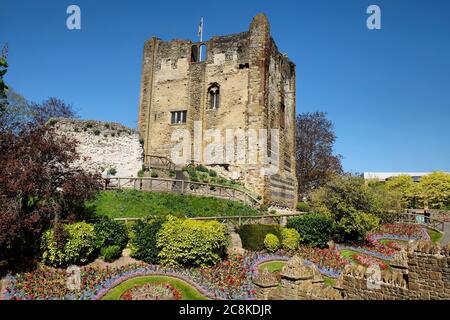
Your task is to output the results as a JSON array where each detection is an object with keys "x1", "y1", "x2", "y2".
[{"x1": 137, "y1": 14, "x2": 298, "y2": 207}]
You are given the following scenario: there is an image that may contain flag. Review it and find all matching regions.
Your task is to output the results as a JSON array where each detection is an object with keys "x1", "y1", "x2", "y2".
[{"x1": 198, "y1": 17, "x2": 203, "y2": 39}]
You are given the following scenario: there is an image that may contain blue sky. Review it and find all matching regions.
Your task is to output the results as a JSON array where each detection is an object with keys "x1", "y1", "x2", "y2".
[{"x1": 2, "y1": 0, "x2": 449, "y2": 173}]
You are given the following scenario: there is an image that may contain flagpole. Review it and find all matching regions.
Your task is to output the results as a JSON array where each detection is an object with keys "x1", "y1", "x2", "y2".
[{"x1": 199, "y1": 17, "x2": 203, "y2": 60}]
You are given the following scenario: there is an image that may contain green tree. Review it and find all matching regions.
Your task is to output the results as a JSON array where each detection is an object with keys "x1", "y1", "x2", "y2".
[
  {"x1": 0, "y1": 43, "x2": 9, "y2": 123},
  {"x1": 309, "y1": 175, "x2": 381, "y2": 242},
  {"x1": 384, "y1": 175, "x2": 420, "y2": 209},
  {"x1": 419, "y1": 172, "x2": 450, "y2": 209}
]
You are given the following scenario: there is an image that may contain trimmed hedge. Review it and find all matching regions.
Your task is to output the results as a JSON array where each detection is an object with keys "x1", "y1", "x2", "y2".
[
  {"x1": 287, "y1": 214, "x2": 335, "y2": 248},
  {"x1": 264, "y1": 234, "x2": 280, "y2": 253},
  {"x1": 238, "y1": 224, "x2": 282, "y2": 251},
  {"x1": 94, "y1": 217, "x2": 129, "y2": 252},
  {"x1": 41, "y1": 222, "x2": 97, "y2": 267},
  {"x1": 130, "y1": 218, "x2": 165, "y2": 264},
  {"x1": 156, "y1": 216, "x2": 228, "y2": 267},
  {"x1": 280, "y1": 228, "x2": 300, "y2": 250}
]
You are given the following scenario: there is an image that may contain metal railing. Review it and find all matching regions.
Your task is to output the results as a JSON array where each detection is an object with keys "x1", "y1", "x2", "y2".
[
  {"x1": 395, "y1": 212, "x2": 445, "y2": 232},
  {"x1": 113, "y1": 212, "x2": 304, "y2": 227},
  {"x1": 102, "y1": 176, "x2": 261, "y2": 208}
]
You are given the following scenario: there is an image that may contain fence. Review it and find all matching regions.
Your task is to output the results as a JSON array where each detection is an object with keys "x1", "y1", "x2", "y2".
[
  {"x1": 113, "y1": 212, "x2": 304, "y2": 227},
  {"x1": 102, "y1": 176, "x2": 261, "y2": 208},
  {"x1": 144, "y1": 155, "x2": 176, "y2": 171},
  {"x1": 394, "y1": 212, "x2": 445, "y2": 232}
]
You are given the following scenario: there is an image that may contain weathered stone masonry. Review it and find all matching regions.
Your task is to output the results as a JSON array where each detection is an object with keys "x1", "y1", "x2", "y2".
[
  {"x1": 137, "y1": 14, "x2": 298, "y2": 207},
  {"x1": 254, "y1": 241, "x2": 450, "y2": 300}
]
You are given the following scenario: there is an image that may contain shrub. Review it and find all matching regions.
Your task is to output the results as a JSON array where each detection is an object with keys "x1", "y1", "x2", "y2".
[
  {"x1": 150, "y1": 170, "x2": 158, "y2": 178},
  {"x1": 101, "y1": 245, "x2": 122, "y2": 262},
  {"x1": 208, "y1": 169, "x2": 217, "y2": 177},
  {"x1": 287, "y1": 214, "x2": 334, "y2": 248},
  {"x1": 130, "y1": 218, "x2": 165, "y2": 264},
  {"x1": 335, "y1": 211, "x2": 380, "y2": 242},
  {"x1": 93, "y1": 129, "x2": 101, "y2": 136},
  {"x1": 281, "y1": 228, "x2": 300, "y2": 250},
  {"x1": 296, "y1": 202, "x2": 311, "y2": 212},
  {"x1": 94, "y1": 217, "x2": 129, "y2": 251},
  {"x1": 41, "y1": 222, "x2": 97, "y2": 267},
  {"x1": 264, "y1": 233, "x2": 280, "y2": 253},
  {"x1": 156, "y1": 216, "x2": 228, "y2": 267},
  {"x1": 196, "y1": 165, "x2": 209, "y2": 173},
  {"x1": 238, "y1": 224, "x2": 282, "y2": 251},
  {"x1": 107, "y1": 168, "x2": 117, "y2": 176}
]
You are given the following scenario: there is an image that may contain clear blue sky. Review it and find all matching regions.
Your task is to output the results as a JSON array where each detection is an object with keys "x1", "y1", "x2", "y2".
[{"x1": 2, "y1": 0, "x2": 449, "y2": 173}]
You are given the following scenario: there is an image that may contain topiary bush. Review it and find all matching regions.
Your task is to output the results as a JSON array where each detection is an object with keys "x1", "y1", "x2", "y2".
[
  {"x1": 264, "y1": 233, "x2": 280, "y2": 253},
  {"x1": 237, "y1": 224, "x2": 282, "y2": 251},
  {"x1": 130, "y1": 218, "x2": 165, "y2": 264},
  {"x1": 94, "y1": 217, "x2": 129, "y2": 252},
  {"x1": 101, "y1": 245, "x2": 122, "y2": 262},
  {"x1": 287, "y1": 214, "x2": 335, "y2": 248},
  {"x1": 156, "y1": 216, "x2": 228, "y2": 267},
  {"x1": 280, "y1": 228, "x2": 300, "y2": 250},
  {"x1": 41, "y1": 222, "x2": 97, "y2": 267}
]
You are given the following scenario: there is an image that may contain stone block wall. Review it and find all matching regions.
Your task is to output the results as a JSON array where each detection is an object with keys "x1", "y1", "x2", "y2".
[
  {"x1": 254, "y1": 241, "x2": 450, "y2": 300},
  {"x1": 52, "y1": 118, "x2": 143, "y2": 177}
]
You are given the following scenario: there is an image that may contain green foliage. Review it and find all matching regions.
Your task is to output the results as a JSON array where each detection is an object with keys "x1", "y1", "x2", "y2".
[
  {"x1": 280, "y1": 228, "x2": 300, "y2": 250},
  {"x1": 385, "y1": 175, "x2": 420, "y2": 209},
  {"x1": 93, "y1": 129, "x2": 101, "y2": 136},
  {"x1": 137, "y1": 168, "x2": 145, "y2": 177},
  {"x1": 156, "y1": 216, "x2": 228, "y2": 267},
  {"x1": 335, "y1": 211, "x2": 380, "y2": 242},
  {"x1": 150, "y1": 170, "x2": 158, "y2": 178},
  {"x1": 41, "y1": 222, "x2": 97, "y2": 267},
  {"x1": 86, "y1": 190, "x2": 259, "y2": 219},
  {"x1": 287, "y1": 214, "x2": 334, "y2": 248},
  {"x1": 419, "y1": 172, "x2": 450, "y2": 209},
  {"x1": 238, "y1": 224, "x2": 282, "y2": 251},
  {"x1": 208, "y1": 169, "x2": 217, "y2": 177},
  {"x1": 130, "y1": 218, "x2": 165, "y2": 264},
  {"x1": 94, "y1": 217, "x2": 128, "y2": 251},
  {"x1": 196, "y1": 165, "x2": 209, "y2": 173},
  {"x1": 264, "y1": 233, "x2": 280, "y2": 253},
  {"x1": 107, "y1": 167, "x2": 117, "y2": 176},
  {"x1": 296, "y1": 202, "x2": 311, "y2": 212},
  {"x1": 101, "y1": 245, "x2": 122, "y2": 262}
]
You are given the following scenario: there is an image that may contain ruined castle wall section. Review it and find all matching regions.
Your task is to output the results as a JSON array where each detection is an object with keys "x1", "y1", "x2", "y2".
[
  {"x1": 244, "y1": 14, "x2": 272, "y2": 199},
  {"x1": 53, "y1": 119, "x2": 143, "y2": 178}
]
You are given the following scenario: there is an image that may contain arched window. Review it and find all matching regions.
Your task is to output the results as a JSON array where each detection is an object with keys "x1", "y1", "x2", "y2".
[{"x1": 208, "y1": 84, "x2": 220, "y2": 109}]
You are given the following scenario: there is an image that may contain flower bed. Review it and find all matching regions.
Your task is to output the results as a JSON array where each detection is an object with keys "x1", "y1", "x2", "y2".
[
  {"x1": 351, "y1": 253, "x2": 389, "y2": 270},
  {"x1": 298, "y1": 247, "x2": 349, "y2": 278},
  {"x1": 120, "y1": 283, "x2": 182, "y2": 300}
]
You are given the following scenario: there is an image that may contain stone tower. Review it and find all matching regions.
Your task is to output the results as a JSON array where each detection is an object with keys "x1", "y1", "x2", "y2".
[{"x1": 137, "y1": 14, "x2": 298, "y2": 207}]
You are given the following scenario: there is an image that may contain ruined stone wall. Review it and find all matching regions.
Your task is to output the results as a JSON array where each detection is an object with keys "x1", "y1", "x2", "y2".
[
  {"x1": 137, "y1": 14, "x2": 298, "y2": 207},
  {"x1": 53, "y1": 118, "x2": 143, "y2": 177},
  {"x1": 254, "y1": 242, "x2": 450, "y2": 300},
  {"x1": 342, "y1": 241, "x2": 450, "y2": 300}
]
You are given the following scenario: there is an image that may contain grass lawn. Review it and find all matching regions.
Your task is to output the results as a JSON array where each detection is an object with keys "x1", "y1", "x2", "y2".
[
  {"x1": 258, "y1": 261, "x2": 286, "y2": 273},
  {"x1": 86, "y1": 190, "x2": 259, "y2": 219},
  {"x1": 101, "y1": 276, "x2": 209, "y2": 300},
  {"x1": 427, "y1": 228, "x2": 443, "y2": 243},
  {"x1": 323, "y1": 276, "x2": 336, "y2": 287},
  {"x1": 339, "y1": 249, "x2": 390, "y2": 266}
]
